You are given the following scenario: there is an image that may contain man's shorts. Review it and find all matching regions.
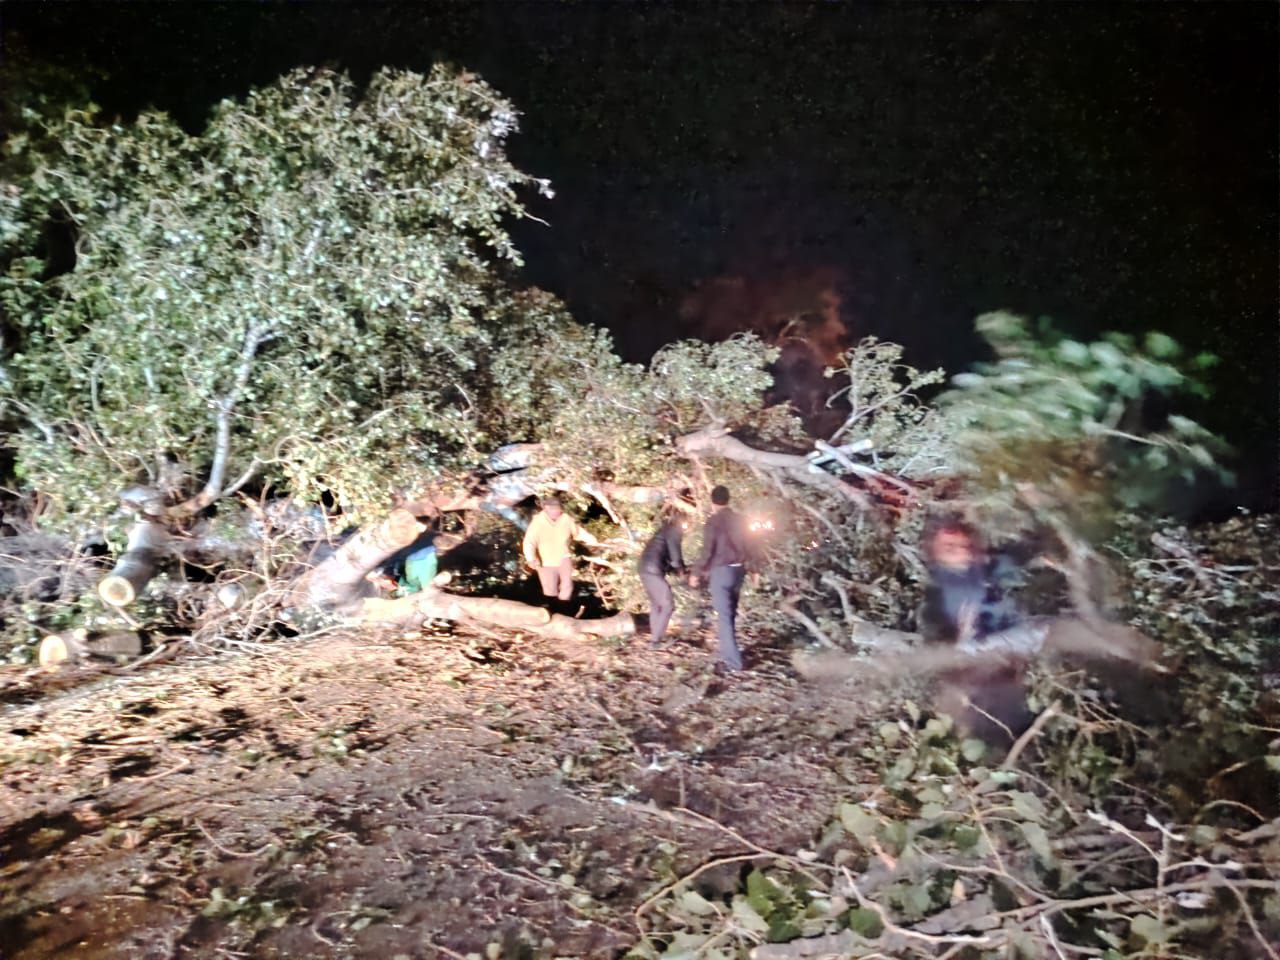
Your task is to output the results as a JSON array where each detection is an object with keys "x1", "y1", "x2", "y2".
[{"x1": 536, "y1": 558, "x2": 574, "y2": 601}]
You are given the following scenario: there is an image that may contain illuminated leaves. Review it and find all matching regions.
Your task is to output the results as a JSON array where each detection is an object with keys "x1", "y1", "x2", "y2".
[{"x1": 0, "y1": 67, "x2": 548, "y2": 526}]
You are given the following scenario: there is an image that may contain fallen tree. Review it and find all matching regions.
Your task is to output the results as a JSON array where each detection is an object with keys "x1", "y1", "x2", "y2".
[
  {"x1": 0, "y1": 55, "x2": 1236, "y2": 667},
  {"x1": 283, "y1": 507, "x2": 639, "y2": 641},
  {"x1": 357, "y1": 591, "x2": 635, "y2": 642}
]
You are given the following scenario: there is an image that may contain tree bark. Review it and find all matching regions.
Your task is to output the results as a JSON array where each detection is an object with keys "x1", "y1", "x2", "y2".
[
  {"x1": 675, "y1": 425, "x2": 873, "y2": 508},
  {"x1": 355, "y1": 589, "x2": 637, "y2": 641},
  {"x1": 169, "y1": 323, "x2": 270, "y2": 517},
  {"x1": 289, "y1": 508, "x2": 424, "y2": 608},
  {"x1": 97, "y1": 520, "x2": 169, "y2": 607}
]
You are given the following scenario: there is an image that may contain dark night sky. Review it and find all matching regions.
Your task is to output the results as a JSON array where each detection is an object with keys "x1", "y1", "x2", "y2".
[{"x1": 4, "y1": 2, "x2": 1278, "y2": 510}]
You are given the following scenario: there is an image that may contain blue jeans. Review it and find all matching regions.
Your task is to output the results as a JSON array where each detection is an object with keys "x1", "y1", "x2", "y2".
[{"x1": 708, "y1": 565, "x2": 745, "y2": 670}]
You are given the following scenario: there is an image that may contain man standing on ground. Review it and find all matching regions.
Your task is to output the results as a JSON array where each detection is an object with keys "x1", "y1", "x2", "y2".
[
  {"x1": 523, "y1": 496, "x2": 599, "y2": 610},
  {"x1": 637, "y1": 505, "x2": 688, "y2": 647},
  {"x1": 690, "y1": 485, "x2": 750, "y2": 671}
]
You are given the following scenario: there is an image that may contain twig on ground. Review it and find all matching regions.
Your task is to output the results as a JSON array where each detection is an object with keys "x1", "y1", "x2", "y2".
[
  {"x1": 1002, "y1": 700, "x2": 1061, "y2": 769},
  {"x1": 634, "y1": 854, "x2": 765, "y2": 934},
  {"x1": 133, "y1": 757, "x2": 192, "y2": 784},
  {"x1": 310, "y1": 916, "x2": 341, "y2": 947},
  {"x1": 590, "y1": 698, "x2": 644, "y2": 759},
  {"x1": 429, "y1": 942, "x2": 470, "y2": 960},
  {"x1": 838, "y1": 867, "x2": 999, "y2": 948},
  {"x1": 119, "y1": 640, "x2": 182, "y2": 672},
  {"x1": 1214, "y1": 868, "x2": 1280, "y2": 960},
  {"x1": 1039, "y1": 913, "x2": 1069, "y2": 960},
  {"x1": 748, "y1": 929, "x2": 858, "y2": 959},
  {"x1": 480, "y1": 858, "x2": 562, "y2": 894},
  {"x1": 996, "y1": 878, "x2": 1280, "y2": 924},
  {"x1": 964, "y1": 696, "x2": 1014, "y2": 742},
  {"x1": 194, "y1": 820, "x2": 275, "y2": 859}
]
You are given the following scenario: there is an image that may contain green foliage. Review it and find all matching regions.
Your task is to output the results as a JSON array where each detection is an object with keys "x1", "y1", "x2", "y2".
[
  {"x1": 937, "y1": 311, "x2": 1232, "y2": 518},
  {"x1": 489, "y1": 305, "x2": 786, "y2": 492},
  {"x1": 638, "y1": 667, "x2": 1278, "y2": 958},
  {"x1": 824, "y1": 336, "x2": 949, "y2": 479},
  {"x1": 1, "y1": 66, "x2": 554, "y2": 527},
  {"x1": 1114, "y1": 514, "x2": 1280, "y2": 817},
  {"x1": 0, "y1": 64, "x2": 795, "y2": 551}
]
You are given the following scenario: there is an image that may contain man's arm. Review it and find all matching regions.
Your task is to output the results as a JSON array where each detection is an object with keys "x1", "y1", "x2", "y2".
[
  {"x1": 667, "y1": 522, "x2": 686, "y2": 574},
  {"x1": 572, "y1": 520, "x2": 599, "y2": 548},
  {"x1": 692, "y1": 514, "x2": 720, "y2": 579},
  {"x1": 522, "y1": 516, "x2": 542, "y2": 567}
]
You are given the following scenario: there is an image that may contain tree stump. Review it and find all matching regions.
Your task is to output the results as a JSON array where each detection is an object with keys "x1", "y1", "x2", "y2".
[
  {"x1": 97, "y1": 521, "x2": 169, "y2": 607},
  {"x1": 39, "y1": 629, "x2": 143, "y2": 667}
]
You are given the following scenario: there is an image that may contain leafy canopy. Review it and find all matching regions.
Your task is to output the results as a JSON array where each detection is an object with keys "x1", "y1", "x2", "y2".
[
  {"x1": 1, "y1": 66, "x2": 792, "y2": 534},
  {"x1": 1, "y1": 67, "x2": 559, "y2": 525},
  {"x1": 937, "y1": 311, "x2": 1231, "y2": 515}
]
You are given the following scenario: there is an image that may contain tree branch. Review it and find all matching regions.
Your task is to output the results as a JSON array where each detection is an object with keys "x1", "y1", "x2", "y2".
[
  {"x1": 171, "y1": 324, "x2": 266, "y2": 516},
  {"x1": 675, "y1": 426, "x2": 874, "y2": 509}
]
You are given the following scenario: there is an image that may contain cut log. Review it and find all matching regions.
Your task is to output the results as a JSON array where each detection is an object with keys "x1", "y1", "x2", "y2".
[
  {"x1": 97, "y1": 521, "x2": 169, "y2": 607},
  {"x1": 362, "y1": 592, "x2": 552, "y2": 629},
  {"x1": 38, "y1": 629, "x2": 89, "y2": 666},
  {"x1": 39, "y1": 629, "x2": 143, "y2": 667},
  {"x1": 291, "y1": 508, "x2": 424, "y2": 607},
  {"x1": 539, "y1": 611, "x2": 636, "y2": 641},
  {"x1": 792, "y1": 617, "x2": 1161, "y2": 684},
  {"x1": 1041, "y1": 617, "x2": 1162, "y2": 668},
  {"x1": 214, "y1": 581, "x2": 257, "y2": 610}
]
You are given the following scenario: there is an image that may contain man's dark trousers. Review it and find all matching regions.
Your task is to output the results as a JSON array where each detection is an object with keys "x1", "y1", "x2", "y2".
[
  {"x1": 640, "y1": 572, "x2": 675, "y2": 645},
  {"x1": 708, "y1": 565, "x2": 745, "y2": 670}
]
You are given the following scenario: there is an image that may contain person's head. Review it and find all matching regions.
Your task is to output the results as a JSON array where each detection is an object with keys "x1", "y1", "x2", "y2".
[
  {"x1": 662, "y1": 489, "x2": 695, "y2": 529},
  {"x1": 925, "y1": 517, "x2": 982, "y2": 571},
  {"x1": 540, "y1": 496, "x2": 563, "y2": 520},
  {"x1": 710, "y1": 485, "x2": 731, "y2": 507}
]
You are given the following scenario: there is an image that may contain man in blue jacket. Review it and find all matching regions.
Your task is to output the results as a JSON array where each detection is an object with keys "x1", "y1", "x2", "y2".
[{"x1": 690, "y1": 485, "x2": 750, "y2": 671}]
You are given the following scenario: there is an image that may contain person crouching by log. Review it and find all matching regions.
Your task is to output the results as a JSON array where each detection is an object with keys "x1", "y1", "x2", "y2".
[
  {"x1": 919, "y1": 516, "x2": 1034, "y2": 745},
  {"x1": 522, "y1": 496, "x2": 599, "y2": 614},
  {"x1": 637, "y1": 504, "x2": 688, "y2": 647},
  {"x1": 689, "y1": 485, "x2": 751, "y2": 672}
]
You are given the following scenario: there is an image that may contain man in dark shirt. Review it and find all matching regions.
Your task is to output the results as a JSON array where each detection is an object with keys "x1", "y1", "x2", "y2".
[
  {"x1": 918, "y1": 524, "x2": 1023, "y2": 648},
  {"x1": 637, "y1": 509, "x2": 688, "y2": 646},
  {"x1": 919, "y1": 517, "x2": 1033, "y2": 743},
  {"x1": 690, "y1": 485, "x2": 750, "y2": 671}
]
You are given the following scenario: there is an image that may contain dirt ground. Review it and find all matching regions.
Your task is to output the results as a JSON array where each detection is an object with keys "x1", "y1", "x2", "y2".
[{"x1": 0, "y1": 626, "x2": 880, "y2": 959}]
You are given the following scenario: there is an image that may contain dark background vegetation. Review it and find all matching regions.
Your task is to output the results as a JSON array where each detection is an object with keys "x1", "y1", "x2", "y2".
[{"x1": 4, "y1": 1, "x2": 1276, "y2": 511}]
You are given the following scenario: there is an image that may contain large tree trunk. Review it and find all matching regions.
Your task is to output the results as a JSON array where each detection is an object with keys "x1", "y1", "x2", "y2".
[
  {"x1": 97, "y1": 521, "x2": 169, "y2": 607},
  {"x1": 792, "y1": 617, "x2": 1161, "y2": 683},
  {"x1": 289, "y1": 508, "x2": 424, "y2": 608},
  {"x1": 356, "y1": 589, "x2": 637, "y2": 641}
]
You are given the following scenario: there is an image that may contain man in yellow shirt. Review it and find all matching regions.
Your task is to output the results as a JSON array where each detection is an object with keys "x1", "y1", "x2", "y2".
[{"x1": 522, "y1": 496, "x2": 599, "y2": 605}]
